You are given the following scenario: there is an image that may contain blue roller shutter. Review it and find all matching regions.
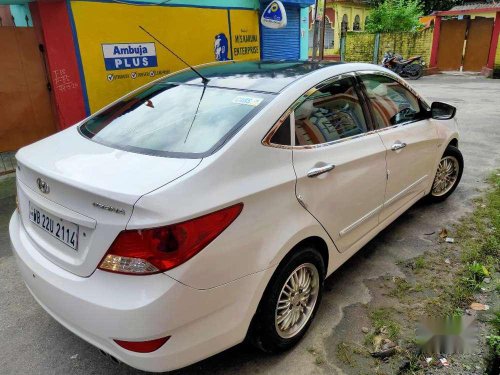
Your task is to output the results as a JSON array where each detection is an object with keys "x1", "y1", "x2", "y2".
[{"x1": 261, "y1": 5, "x2": 300, "y2": 60}]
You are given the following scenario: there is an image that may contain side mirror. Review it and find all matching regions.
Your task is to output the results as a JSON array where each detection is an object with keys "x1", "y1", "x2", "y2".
[{"x1": 431, "y1": 102, "x2": 456, "y2": 120}]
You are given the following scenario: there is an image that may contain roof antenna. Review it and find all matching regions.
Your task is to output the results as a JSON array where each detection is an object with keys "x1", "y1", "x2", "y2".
[
  {"x1": 139, "y1": 25, "x2": 209, "y2": 84},
  {"x1": 183, "y1": 83, "x2": 207, "y2": 143}
]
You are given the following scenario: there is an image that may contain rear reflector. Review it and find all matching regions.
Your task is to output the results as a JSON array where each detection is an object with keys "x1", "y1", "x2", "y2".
[
  {"x1": 114, "y1": 336, "x2": 170, "y2": 353},
  {"x1": 99, "y1": 203, "x2": 243, "y2": 275}
]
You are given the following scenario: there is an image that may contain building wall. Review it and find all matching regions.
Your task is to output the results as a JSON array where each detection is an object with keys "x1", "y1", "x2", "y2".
[
  {"x1": 0, "y1": 5, "x2": 15, "y2": 26},
  {"x1": 378, "y1": 28, "x2": 434, "y2": 65},
  {"x1": 9, "y1": 4, "x2": 31, "y2": 26},
  {"x1": 68, "y1": 0, "x2": 261, "y2": 113},
  {"x1": 155, "y1": 0, "x2": 259, "y2": 8},
  {"x1": 344, "y1": 32, "x2": 375, "y2": 62},
  {"x1": 468, "y1": 11, "x2": 497, "y2": 19},
  {"x1": 344, "y1": 28, "x2": 434, "y2": 65},
  {"x1": 300, "y1": 6, "x2": 309, "y2": 59},
  {"x1": 309, "y1": 2, "x2": 371, "y2": 57},
  {"x1": 419, "y1": 15, "x2": 435, "y2": 27},
  {"x1": 495, "y1": 32, "x2": 500, "y2": 70},
  {"x1": 327, "y1": 2, "x2": 370, "y2": 56}
]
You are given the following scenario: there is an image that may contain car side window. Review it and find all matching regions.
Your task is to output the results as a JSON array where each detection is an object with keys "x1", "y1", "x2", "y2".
[
  {"x1": 293, "y1": 77, "x2": 368, "y2": 146},
  {"x1": 269, "y1": 116, "x2": 291, "y2": 146},
  {"x1": 360, "y1": 74, "x2": 424, "y2": 128}
]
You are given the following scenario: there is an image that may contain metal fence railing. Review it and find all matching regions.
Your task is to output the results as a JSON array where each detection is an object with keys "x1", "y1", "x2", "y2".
[{"x1": 0, "y1": 151, "x2": 16, "y2": 176}]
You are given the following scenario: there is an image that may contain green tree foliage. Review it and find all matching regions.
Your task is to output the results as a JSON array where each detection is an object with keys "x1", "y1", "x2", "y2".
[
  {"x1": 365, "y1": 0, "x2": 424, "y2": 33},
  {"x1": 370, "y1": 0, "x2": 464, "y2": 15}
]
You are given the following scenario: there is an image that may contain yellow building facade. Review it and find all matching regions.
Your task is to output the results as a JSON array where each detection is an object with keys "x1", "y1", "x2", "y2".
[{"x1": 310, "y1": 0, "x2": 372, "y2": 58}]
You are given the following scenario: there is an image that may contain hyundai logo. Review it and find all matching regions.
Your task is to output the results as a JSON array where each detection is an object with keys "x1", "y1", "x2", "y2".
[{"x1": 36, "y1": 178, "x2": 50, "y2": 194}]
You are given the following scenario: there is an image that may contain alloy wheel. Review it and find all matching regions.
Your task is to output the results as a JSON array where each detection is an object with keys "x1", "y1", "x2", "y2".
[
  {"x1": 431, "y1": 156, "x2": 460, "y2": 197},
  {"x1": 274, "y1": 263, "x2": 320, "y2": 339}
]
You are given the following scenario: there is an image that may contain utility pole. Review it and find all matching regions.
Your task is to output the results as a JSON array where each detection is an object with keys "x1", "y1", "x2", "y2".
[
  {"x1": 340, "y1": 16, "x2": 347, "y2": 61},
  {"x1": 311, "y1": 0, "x2": 326, "y2": 60},
  {"x1": 319, "y1": 0, "x2": 326, "y2": 60}
]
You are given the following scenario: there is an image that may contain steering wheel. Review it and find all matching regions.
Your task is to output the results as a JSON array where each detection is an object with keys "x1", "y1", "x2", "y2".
[{"x1": 391, "y1": 106, "x2": 415, "y2": 124}]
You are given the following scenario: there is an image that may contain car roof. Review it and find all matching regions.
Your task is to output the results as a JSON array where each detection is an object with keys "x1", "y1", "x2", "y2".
[{"x1": 163, "y1": 60, "x2": 344, "y2": 94}]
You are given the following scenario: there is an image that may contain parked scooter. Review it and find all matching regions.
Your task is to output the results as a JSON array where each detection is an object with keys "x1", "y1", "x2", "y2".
[{"x1": 382, "y1": 51, "x2": 425, "y2": 80}]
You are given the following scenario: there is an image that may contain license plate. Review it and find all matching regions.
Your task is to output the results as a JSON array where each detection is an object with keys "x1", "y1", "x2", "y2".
[{"x1": 29, "y1": 202, "x2": 79, "y2": 250}]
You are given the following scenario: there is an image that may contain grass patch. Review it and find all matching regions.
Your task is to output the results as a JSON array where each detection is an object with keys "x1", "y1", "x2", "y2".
[
  {"x1": 487, "y1": 311, "x2": 500, "y2": 356},
  {"x1": 0, "y1": 175, "x2": 16, "y2": 200},
  {"x1": 314, "y1": 355, "x2": 325, "y2": 365},
  {"x1": 413, "y1": 283, "x2": 425, "y2": 292},
  {"x1": 414, "y1": 256, "x2": 426, "y2": 270},
  {"x1": 389, "y1": 277, "x2": 412, "y2": 299},
  {"x1": 462, "y1": 261, "x2": 490, "y2": 291},
  {"x1": 336, "y1": 342, "x2": 354, "y2": 365},
  {"x1": 351, "y1": 171, "x2": 500, "y2": 372},
  {"x1": 306, "y1": 346, "x2": 316, "y2": 354},
  {"x1": 369, "y1": 308, "x2": 400, "y2": 339},
  {"x1": 425, "y1": 171, "x2": 500, "y2": 316}
]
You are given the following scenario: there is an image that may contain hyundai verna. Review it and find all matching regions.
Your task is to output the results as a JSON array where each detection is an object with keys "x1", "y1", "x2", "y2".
[{"x1": 10, "y1": 61, "x2": 463, "y2": 372}]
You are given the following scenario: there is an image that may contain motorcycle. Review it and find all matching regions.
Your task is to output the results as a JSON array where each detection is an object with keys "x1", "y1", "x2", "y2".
[{"x1": 382, "y1": 51, "x2": 425, "y2": 80}]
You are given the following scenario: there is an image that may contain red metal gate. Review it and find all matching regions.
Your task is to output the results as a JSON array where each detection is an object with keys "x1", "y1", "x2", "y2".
[
  {"x1": 0, "y1": 26, "x2": 56, "y2": 152},
  {"x1": 463, "y1": 18, "x2": 494, "y2": 71},
  {"x1": 437, "y1": 17, "x2": 495, "y2": 72},
  {"x1": 437, "y1": 19, "x2": 468, "y2": 71}
]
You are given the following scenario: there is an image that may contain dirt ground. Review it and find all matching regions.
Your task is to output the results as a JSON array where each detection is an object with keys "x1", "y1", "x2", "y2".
[{"x1": 0, "y1": 74, "x2": 499, "y2": 375}]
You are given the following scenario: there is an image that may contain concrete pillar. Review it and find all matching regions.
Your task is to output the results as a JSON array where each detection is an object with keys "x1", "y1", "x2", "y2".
[
  {"x1": 29, "y1": 0, "x2": 87, "y2": 129},
  {"x1": 486, "y1": 11, "x2": 500, "y2": 69},
  {"x1": 429, "y1": 15, "x2": 441, "y2": 69}
]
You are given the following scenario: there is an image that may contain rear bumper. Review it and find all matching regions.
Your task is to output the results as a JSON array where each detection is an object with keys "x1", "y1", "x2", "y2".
[{"x1": 9, "y1": 212, "x2": 274, "y2": 372}]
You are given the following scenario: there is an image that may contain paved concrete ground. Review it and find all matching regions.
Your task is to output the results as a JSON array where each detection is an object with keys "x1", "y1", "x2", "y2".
[{"x1": 0, "y1": 74, "x2": 499, "y2": 375}]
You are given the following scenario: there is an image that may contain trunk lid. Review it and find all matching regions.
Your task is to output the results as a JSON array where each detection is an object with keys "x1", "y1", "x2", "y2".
[{"x1": 15, "y1": 127, "x2": 201, "y2": 277}]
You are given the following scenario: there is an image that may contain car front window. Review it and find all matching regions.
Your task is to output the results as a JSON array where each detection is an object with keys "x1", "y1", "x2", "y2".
[
  {"x1": 360, "y1": 74, "x2": 424, "y2": 128},
  {"x1": 80, "y1": 83, "x2": 270, "y2": 157}
]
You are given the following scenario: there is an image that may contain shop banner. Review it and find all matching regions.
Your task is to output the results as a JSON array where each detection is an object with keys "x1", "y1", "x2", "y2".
[{"x1": 70, "y1": 2, "x2": 260, "y2": 113}]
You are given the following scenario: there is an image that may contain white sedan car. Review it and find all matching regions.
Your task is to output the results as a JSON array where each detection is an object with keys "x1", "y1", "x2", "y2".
[{"x1": 10, "y1": 61, "x2": 463, "y2": 372}]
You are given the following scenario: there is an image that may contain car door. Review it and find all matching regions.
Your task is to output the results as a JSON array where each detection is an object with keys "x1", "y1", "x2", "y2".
[
  {"x1": 357, "y1": 73, "x2": 438, "y2": 222},
  {"x1": 290, "y1": 75, "x2": 388, "y2": 253}
]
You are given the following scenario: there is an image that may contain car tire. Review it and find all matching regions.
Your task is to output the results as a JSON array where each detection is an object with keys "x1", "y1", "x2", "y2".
[
  {"x1": 249, "y1": 246, "x2": 325, "y2": 353},
  {"x1": 427, "y1": 145, "x2": 463, "y2": 203}
]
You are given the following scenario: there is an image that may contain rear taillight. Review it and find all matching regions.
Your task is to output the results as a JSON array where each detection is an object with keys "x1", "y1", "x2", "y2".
[{"x1": 98, "y1": 203, "x2": 243, "y2": 275}]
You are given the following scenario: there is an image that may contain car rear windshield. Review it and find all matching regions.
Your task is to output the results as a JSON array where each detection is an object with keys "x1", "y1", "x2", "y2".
[{"x1": 79, "y1": 83, "x2": 271, "y2": 158}]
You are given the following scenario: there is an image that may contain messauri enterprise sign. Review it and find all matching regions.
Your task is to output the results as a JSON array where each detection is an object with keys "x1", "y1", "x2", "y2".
[{"x1": 102, "y1": 43, "x2": 158, "y2": 71}]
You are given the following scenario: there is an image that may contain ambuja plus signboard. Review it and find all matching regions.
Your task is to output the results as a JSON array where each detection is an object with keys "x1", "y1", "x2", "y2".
[{"x1": 102, "y1": 43, "x2": 158, "y2": 70}]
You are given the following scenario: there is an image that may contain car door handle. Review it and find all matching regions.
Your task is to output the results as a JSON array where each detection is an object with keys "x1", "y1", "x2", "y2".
[
  {"x1": 307, "y1": 164, "x2": 335, "y2": 178},
  {"x1": 391, "y1": 142, "x2": 407, "y2": 151}
]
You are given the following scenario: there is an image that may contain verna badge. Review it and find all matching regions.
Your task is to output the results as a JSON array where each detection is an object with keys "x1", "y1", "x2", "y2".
[
  {"x1": 36, "y1": 178, "x2": 50, "y2": 194},
  {"x1": 93, "y1": 202, "x2": 126, "y2": 215}
]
